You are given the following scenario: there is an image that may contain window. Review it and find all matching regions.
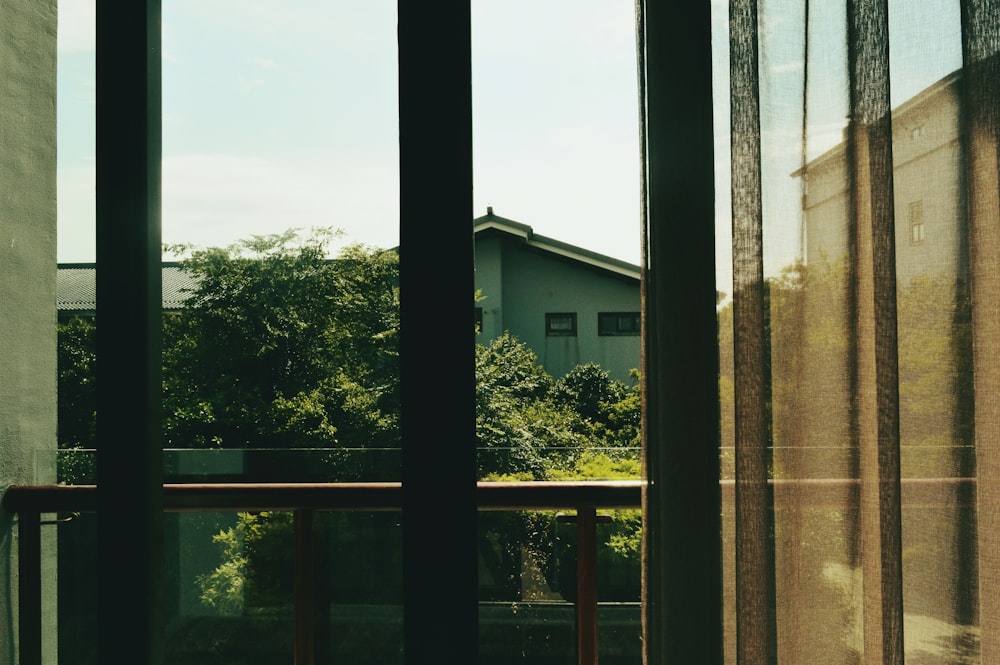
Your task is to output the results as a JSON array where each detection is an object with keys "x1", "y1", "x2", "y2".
[
  {"x1": 545, "y1": 312, "x2": 577, "y2": 336},
  {"x1": 474, "y1": 306, "x2": 483, "y2": 332},
  {"x1": 910, "y1": 200, "x2": 926, "y2": 244},
  {"x1": 2, "y1": 1, "x2": 728, "y2": 662},
  {"x1": 598, "y1": 311, "x2": 640, "y2": 336}
]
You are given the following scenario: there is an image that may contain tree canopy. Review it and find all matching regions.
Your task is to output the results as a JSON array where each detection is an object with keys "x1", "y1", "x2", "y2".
[{"x1": 57, "y1": 229, "x2": 641, "y2": 482}]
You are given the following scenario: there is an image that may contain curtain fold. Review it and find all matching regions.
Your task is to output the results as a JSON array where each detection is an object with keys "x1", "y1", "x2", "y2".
[
  {"x1": 962, "y1": 1, "x2": 1000, "y2": 662},
  {"x1": 846, "y1": 2, "x2": 905, "y2": 664},
  {"x1": 730, "y1": 1, "x2": 779, "y2": 664},
  {"x1": 722, "y1": 0, "x2": 999, "y2": 662}
]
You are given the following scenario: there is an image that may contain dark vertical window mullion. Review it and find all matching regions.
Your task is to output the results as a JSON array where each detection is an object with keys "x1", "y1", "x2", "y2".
[
  {"x1": 95, "y1": 1, "x2": 164, "y2": 663},
  {"x1": 397, "y1": 2, "x2": 477, "y2": 663},
  {"x1": 639, "y1": 1, "x2": 723, "y2": 664}
]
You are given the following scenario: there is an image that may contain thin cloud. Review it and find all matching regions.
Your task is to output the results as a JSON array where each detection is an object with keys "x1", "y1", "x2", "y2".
[
  {"x1": 249, "y1": 57, "x2": 281, "y2": 72},
  {"x1": 58, "y1": 0, "x2": 96, "y2": 54},
  {"x1": 238, "y1": 76, "x2": 266, "y2": 94},
  {"x1": 160, "y1": 153, "x2": 399, "y2": 254}
]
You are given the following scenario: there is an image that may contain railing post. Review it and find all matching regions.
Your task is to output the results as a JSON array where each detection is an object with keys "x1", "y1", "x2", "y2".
[
  {"x1": 576, "y1": 507, "x2": 599, "y2": 665},
  {"x1": 294, "y1": 509, "x2": 315, "y2": 665},
  {"x1": 17, "y1": 511, "x2": 41, "y2": 665}
]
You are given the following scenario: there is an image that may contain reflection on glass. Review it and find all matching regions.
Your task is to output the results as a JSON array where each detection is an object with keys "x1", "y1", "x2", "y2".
[
  {"x1": 52, "y1": 507, "x2": 639, "y2": 665},
  {"x1": 164, "y1": 511, "x2": 404, "y2": 664},
  {"x1": 478, "y1": 510, "x2": 640, "y2": 664},
  {"x1": 718, "y1": 0, "x2": 979, "y2": 662}
]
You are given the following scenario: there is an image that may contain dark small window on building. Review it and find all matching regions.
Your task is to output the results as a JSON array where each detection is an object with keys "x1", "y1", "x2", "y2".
[
  {"x1": 598, "y1": 312, "x2": 640, "y2": 336},
  {"x1": 546, "y1": 312, "x2": 577, "y2": 336},
  {"x1": 909, "y1": 200, "x2": 925, "y2": 245},
  {"x1": 474, "y1": 306, "x2": 483, "y2": 333}
]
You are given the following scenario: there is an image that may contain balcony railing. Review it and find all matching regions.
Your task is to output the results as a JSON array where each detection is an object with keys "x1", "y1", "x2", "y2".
[
  {"x1": 3, "y1": 480, "x2": 644, "y2": 665},
  {"x1": 7, "y1": 475, "x2": 972, "y2": 664}
]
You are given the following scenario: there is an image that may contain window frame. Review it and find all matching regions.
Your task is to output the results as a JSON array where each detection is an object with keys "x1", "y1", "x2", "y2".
[
  {"x1": 88, "y1": 3, "x2": 723, "y2": 664},
  {"x1": 909, "y1": 200, "x2": 926, "y2": 244},
  {"x1": 545, "y1": 312, "x2": 578, "y2": 336},
  {"x1": 598, "y1": 311, "x2": 641, "y2": 336}
]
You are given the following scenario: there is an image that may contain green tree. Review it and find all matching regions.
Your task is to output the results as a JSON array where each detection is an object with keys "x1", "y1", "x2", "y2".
[
  {"x1": 57, "y1": 316, "x2": 98, "y2": 483},
  {"x1": 553, "y1": 363, "x2": 641, "y2": 449},
  {"x1": 162, "y1": 229, "x2": 401, "y2": 463},
  {"x1": 57, "y1": 316, "x2": 97, "y2": 448},
  {"x1": 54, "y1": 230, "x2": 646, "y2": 615},
  {"x1": 474, "y1": 332, "x2": 585, "y2": 478}
]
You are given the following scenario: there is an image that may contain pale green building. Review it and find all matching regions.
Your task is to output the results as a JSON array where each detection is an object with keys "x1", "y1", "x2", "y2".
[{"x1": 473, "y1": 208, "x2": 641, "y2": 382}]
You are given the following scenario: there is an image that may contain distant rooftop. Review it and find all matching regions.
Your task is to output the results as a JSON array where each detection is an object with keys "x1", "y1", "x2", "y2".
[
  {"x1": 58, "y1": 210, "x2": 643, "y2": 312},
  {"x1": 57, "y1": 263, "x2": 196, "y2": 313},
  {"x1": 473, "y1": 207, "x2": 641, "y2": 282}
]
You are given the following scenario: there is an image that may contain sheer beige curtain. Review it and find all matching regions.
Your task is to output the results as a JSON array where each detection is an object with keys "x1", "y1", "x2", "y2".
[{"x1": 721, "y1": 0, "x2": 999, "y2": 663}]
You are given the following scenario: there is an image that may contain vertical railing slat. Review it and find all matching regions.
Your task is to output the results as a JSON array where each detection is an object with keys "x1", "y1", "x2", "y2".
[
  {"x1": 294, "y1": 510, "x2": 316, "y2": 665},
  {"x1": 17, "y1": 512, "x2": 41, "y2": 665},
  {"x1": 576, "y1": 507, "x2": 599, "y2": 665}
]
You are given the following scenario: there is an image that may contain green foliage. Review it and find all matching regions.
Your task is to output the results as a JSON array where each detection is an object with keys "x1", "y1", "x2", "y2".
[
  {"x1": 54, "y1": 229, "x2": 645, "y2": 610},
  {"x1": 553, "y1": 364, "x2": 641, "y2": 448},
  {"x1": 475, "y1": 333, "x2": 573, "y2": 478},
  {"x1": 548, "y1": 451, "x2": 641, "y2": 481},
  {"x1": 553, "y1": 363, "x2": 624, "y2": 422},
  {"x1": 476, "y1": 332, "x2": 554, "y2": 402},
  {"x1": 718, "y1": 256, "x2": 974, "y2": 478},
  {"x1": 57, "y1": 316, "x2": 98, "y2": 483},
  {"x1": 604, "y1": 510, "x2": 642, "y2": 560},
  {"x1": 57, "y1": 229, "x2": 642, "y2": 483},
  {"x1": 162, "y1": 229, "x2": 400, "y2": 458},
  {"x1": 547, "y1": 451, "x2": 643, "y2": 560},
  {"x1": 474, "y1": 336, "x2": 642, "y2": 478},
  {"x1": 57, "y1": 316, "x2": 97, "y2": 449},
  {"x1": 196, "y1": 512, "x2": 294, "y2": 615}
]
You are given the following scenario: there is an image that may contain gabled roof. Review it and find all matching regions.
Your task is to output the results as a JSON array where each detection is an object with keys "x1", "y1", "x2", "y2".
[
  {"x1": 473, "y1": 207, "x2": 641, "y2": 282},
  {"x1": 792, "y1": 68, "x2": 962, "y2": 178},
  {"x1": 57, "y1": 263, "x2": 197, "y2": 312}
]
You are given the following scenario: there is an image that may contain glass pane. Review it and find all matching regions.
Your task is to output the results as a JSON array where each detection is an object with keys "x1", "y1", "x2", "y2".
[
  {"x1": 163, "y1": 510, "x2": 403, "y2": 665},
  {"x1": 478, "y1": 510, "x2": 641, "y2": 664},
  {"x1": 167, "y1": 510, "x2": 296, "y2": 664},
  {"x1": 58, "y1": 512, "x2": 99, "y2": 662},
  {"x1": 53, "y1": 504, "x2": 641, "y2": 664},
  {"x1": 56, "y1": 0, "x2": 98, "y2": 484},
  {"x1": 472, "y1": 0, "x2": 642, "y2": 482},
  {"x1": 55, "y1": 1, "x2": 403, "y2": 484},
  {"x1": 159, "y1": 1, "x2": 401, "y2": 482},
  {"x1": 57, "y1": 0, "x2": 96, "y2": 263}
]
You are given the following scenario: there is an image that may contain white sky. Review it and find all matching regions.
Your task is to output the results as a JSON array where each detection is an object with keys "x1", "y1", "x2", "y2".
[
  {"x1": 57, "y1": 0, "x2": 963, "y2": 293},
  {"x1": 56, "y1": 0, "x2": 643, "y2": 265}
]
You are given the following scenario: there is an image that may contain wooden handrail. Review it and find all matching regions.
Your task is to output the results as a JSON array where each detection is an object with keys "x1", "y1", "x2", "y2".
[
  {"x1": 3, "y1": 476, "x2": 975, "y2": 514},
  {"x1": 4, "y1": 480, "x2": 644, "y2": 665},
  {"x1": 4, "y1": 477, "x2": 976, "y2": 665},
  {"x1": 1, "y1": 480, "x2": 645, "y2": 514}
]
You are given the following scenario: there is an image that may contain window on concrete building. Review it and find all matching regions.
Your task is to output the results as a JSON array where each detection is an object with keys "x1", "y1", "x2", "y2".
[
  {"x1": 909, "y1": 200, "x2": 926, "y2": 244},
  {"x1": 598, "y1": 312, "x2": 640, "y2": 336},
  {"x1": 545, "y1": 312, "x2": 577, "y2": 336}
]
